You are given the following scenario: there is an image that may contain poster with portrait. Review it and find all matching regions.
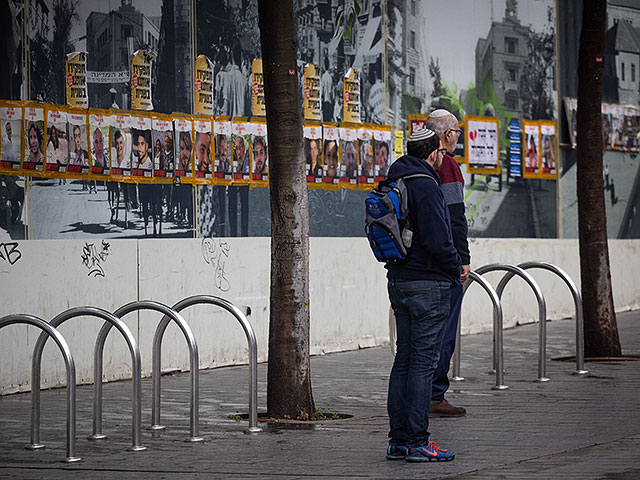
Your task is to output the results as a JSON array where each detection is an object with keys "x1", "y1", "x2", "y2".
[
  {"x1": 622, "y1": 105, "x2": 639, "y2": 152},
  {"x1": 88, "y1": 109, "x2": 111, "y2": 176},
  {"x1": 0, "y1": 101, "x2": 23, "y2": 173},
  {"x1": 22, "y1": 104, "x2": 45, "y2": 174},
  {"x1": 539, "y1": 121, "x2": 557, "y2": 179},
  {"x1": 151, "y1": 115, "x2": 174, "y2": 181},
  {"x1": 523, "y1": 120, "x2": 540, "y2": 178},
  {"x1": 343, "y1": 68, "x2": 361, "y2": 124},
  {"x1": 339, "y1": 122, "x2": 358, "y2": 189},
  {"x1": 131, "y1": 49, "x2": 155, "y2": 111},
  {"x1": 601, "y1": 103, "x2": 612, "y2": 150},
  {"x1": 610, "y1": 105, "x2": 626, "y2": 151},
  {"x1": 304, "y1": 121, "x2": 323, "y2": 186},
  {"x1": 563, "y1": 97, "x2": 577, "y2": 148},
  {"x1": 193, "y1": 116, "x2": 213, "y2": 182},
  {"x1": 130, "y1": 114, "x2": 153, "y2": 180},
  {"x1": 322, "y1": 122, "x2": 339, "y2": 187},
  {"x1": 250, "y1": 118, "x2": 268, "y2": 187},
  {"x1": 44, "y1": 107, "x2": 69, "y2": 174},
  {"x1": 231, "y1": 117, "x2": 250, "y2": 185},
  {"x1": 372, "y1": 125, "x2": 391, "y2": 182},
  {"x1": 304, "y1": 63, "x2": 321, "y2": 121},
  {"x1": 408, "y1": 114, "x2": 429, "y2": 135},
  {"x1": 174, "y1": 116, "x2": 194, "y2": 180},
  {"x1": 67, "y1": 110, "x2": 90, "y2": 176},
  {"x1": 357, "y1": 124, "x2": 374, "y2": 187},
  {"x1": 252, "y1": 59, "x2": 265, "y2": 117},
  {"x1": 65, "y1": 51, "x2": 88, "y2": 109},
  {"x1": 466, "y1": 115, "x2": 500, "y2": 175},
  {"x1": 194, "y1": 54, "x2": 214, "y2": 116},
  {"x1": 213, "y1": 115, "x2": 232, "y2": 184},
  {"x1": 110, "y1": 113, "x2": 132, "y2": 178}
]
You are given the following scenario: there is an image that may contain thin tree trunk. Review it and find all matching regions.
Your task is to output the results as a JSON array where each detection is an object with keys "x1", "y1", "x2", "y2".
[
  {"x1": 576, "y1": 0, "x2": 621, "y2": 356},
  {"x1": 258, "y1": 0, "x2": 315, "y2": 418}
]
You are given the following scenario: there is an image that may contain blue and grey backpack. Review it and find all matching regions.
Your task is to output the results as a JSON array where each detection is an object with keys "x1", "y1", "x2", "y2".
[{"x1": 364, "y1": 173, "x2": 435, "y2": 263}]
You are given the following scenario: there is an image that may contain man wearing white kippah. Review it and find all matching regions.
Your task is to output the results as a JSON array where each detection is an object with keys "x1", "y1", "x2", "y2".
[
  {"x1": 385, "y1": 127, "x2": 460, "y2": 463},
  {"x1": 426, "y1": 109, "x2": 471, "y2": 418}
]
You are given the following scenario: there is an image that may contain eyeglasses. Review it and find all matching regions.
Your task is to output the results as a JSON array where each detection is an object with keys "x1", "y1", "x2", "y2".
[
  {"x1": 448, "y1": 128, "x2": 462, "y2": 136},
  {"x1": 437, "y1": 148, "x2": 448, "y2": 156}
]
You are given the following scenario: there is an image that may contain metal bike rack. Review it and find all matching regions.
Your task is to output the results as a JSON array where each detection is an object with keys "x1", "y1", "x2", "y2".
[
  {"x1": 474, "y1": 263, "x2": 549, "y2": 383},
  {"x1": 94, "y1": 300, "x2": 203, "y2": 442},
  {"x1": 504, "y1": 262, "x2": 588, "y2": 376},
  {"x1": 0, "y1": 314, "x2": 81, "y2": 463},
  {"x1": 152, "y1": 295, "x2": 262, "y2": 434},
  {"x1": 30, "y1": 307, "x2": 145, "y2": 452},
  {"x1": 451, "y1": 271, "x2": 507, "y2": 389}
]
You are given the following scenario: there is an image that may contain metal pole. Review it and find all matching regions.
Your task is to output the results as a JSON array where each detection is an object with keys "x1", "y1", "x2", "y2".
[
  {"x1": 28, "y1": 307, "x2": 145, "y2": 451},
  {"x1": 451, "y1": 271, "x2": 507, "y2": 389},
  {"x1": 1, "y1": 314, "x2": 81, "y2": 463},
  {"x1": 494, "y1": 269, "x2": 549, "y2": 382},
  {"x1": 93, "y1": 301, "x2": 202, "y2": 443},
  {"x1": 152, "y1": 295, "x2": 262, "y2": 434},
  {"x1": 475, "y1": 263, "x2": 548, "y2": 383},
  {"x1": 516, "y1": 262, "x2": 588, "y2": 375}
]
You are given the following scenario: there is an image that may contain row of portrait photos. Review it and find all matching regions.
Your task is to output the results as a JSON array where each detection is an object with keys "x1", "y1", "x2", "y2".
[{"x1": 0, "y1": 101, "x2": 396, "y2": 189}]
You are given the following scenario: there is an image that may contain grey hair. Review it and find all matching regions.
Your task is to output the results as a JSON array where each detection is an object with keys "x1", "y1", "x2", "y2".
[{"x1": 426, "y1": 109, "x2": 458, "y2": 139}]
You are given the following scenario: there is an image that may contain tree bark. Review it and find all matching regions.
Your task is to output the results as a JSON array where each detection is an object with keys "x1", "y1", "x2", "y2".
[
  {"x1": 576, "y1": 0, "x2": 621, "y2": 356},
  {"x1": 258, "y1": 0, "x2": 315, "y2": 418}
]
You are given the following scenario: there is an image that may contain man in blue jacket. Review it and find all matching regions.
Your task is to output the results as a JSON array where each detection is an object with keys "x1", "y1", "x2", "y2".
[{"x1": 385, "y1": 128, "x2": 461, "y2": 462}]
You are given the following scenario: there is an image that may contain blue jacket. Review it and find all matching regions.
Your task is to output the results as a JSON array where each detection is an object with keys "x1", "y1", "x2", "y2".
[{"x1": 385, "y1": 155, "x2": 461, "y2": 285}]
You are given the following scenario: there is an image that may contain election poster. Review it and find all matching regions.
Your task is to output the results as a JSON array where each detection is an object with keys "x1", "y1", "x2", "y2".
[
  {"x1": 304, "y1": 63, "x2": 321, "y2": 121},
  {"x1": 250, "y1": 118, "x2": 268, "y2": 186},
  {"x1": 65, "y1": 52, "x2": 88, "y2": 109},
  {"x1": 130, "y1": 114, "x2": 153, "y2": 180},
  {"x1": 523, "y1": 120, "x2": 540, "y2": 178},
  {"x1": 0, "y1": 101, "x2": 23, "y2": 172},
  {"x1": 394, "y1": 129, "x2": 404, "y2": 161},
  {"x1": 131, "y1": 50, "x2": 155, "y2": 111},
  {"x1": 539, "y1": 121, "x2": 557, "y2": 179},
  {"x1": 322, "y1": 122, "x2": 339, "y2": 186},
  {"x1": 304, "y1": 120, "x2": 323, "y2": 186},
  {"x1": 194, "y1": 115, "x2": 213, "y2": 181},
  {"x1": 89, "y1": 109, "x2": 111, "y2": 176},
  {"x1": 372, "y1": 125, "x2": 391, "y2": 182},
  {"x1": 66, "y1": 110, "x2": 90, "y2": 176},
  {"x1": 151, "y1": 114, "x2": 174, "y2": 180},
  {"x1": 466, "y1": 115, "x2": 500, "y2": 175},
  {"x1": 343, "y1": 68, "x2": 361, "y2": 123},
  {"x1": 23, "y1": 105, "x2": 46, "y2": 173},
  {"x1": 174, "y1": 116, "x2": 194, "y2": 180},
  {"x1": 339, "y1": 122, "x2": 358, "y2": 188},
  {"x1": 358, "y1": 124, "x2": 375, "y2": 187},
  {"x1": 231, "y1": 117, "x2": 250, "y2": 184},
  {"x1": 194, "y1": 55, "x2": 214, "y2": 116},
  {"x1": 252, "y1": 59, "x2": 265, "y2": 117},
  {"x1": 408, "y1": 114, "x2": 428, "y2": 135},
  {"x1": 44, "y1": 107, "x2": 69, "y2": 174},
  {"x1": 213, "y1": 115, "x2": 232, "y2": 184},
  {"x1": 111, "y1": 113, "x2": 132, "y2": 178}
]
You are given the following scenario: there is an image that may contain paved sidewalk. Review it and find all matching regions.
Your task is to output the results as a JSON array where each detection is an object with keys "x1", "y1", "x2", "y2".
[{"x1": 1, "y1": 311, "x2": 639, "y2": 479}]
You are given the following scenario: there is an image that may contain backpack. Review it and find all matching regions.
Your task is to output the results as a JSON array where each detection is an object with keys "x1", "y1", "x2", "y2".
[{"x1": 364, "y1": 173, "x2": 435, "y2": 263}]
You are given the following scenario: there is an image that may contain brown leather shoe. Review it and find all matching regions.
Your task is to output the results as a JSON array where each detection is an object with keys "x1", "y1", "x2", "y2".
[{"x1": 429, "y1": 399, "x2": 466, "y2": 417}]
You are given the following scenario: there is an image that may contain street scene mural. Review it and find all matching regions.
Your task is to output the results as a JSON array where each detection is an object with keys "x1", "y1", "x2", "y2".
[{"x1": 1, "y1": 0, "x2": 639, "y2": 242}]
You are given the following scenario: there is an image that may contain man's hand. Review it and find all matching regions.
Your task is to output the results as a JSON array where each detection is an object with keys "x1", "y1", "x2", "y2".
[{"x1": 461, "y1": 264, "x2": 470, "y2": 283}]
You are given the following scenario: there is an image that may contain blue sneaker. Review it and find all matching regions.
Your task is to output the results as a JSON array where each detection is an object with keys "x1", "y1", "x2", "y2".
[
  {"x1": 386, "y1": 444, "x2": 408, "y2": 460},
  {"x1": 405, "y1": 441, "x2": 455, "y2": 462}
]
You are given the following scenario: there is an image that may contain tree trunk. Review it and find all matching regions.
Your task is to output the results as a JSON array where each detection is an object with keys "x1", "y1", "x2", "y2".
[
  {"x1": 258, "y1": 0, "x2": 315, "y2": 418},
  {"x1": 576, "y1": 0, "x2": 622, "y2": 357}
]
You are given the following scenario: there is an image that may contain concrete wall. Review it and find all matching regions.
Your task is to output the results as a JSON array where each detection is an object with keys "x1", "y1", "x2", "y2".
[{"x1": 1, "y1": 237, "x2": 639, "y2": 395}]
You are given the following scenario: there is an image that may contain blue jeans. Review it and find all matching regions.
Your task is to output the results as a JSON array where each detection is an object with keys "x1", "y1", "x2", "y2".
[
  {"x1": 431, "y1": 283, "x2": 463, "y2": 402},
  {"x1": 387, "y1": 279, "x2": 451, "y2": 447}
]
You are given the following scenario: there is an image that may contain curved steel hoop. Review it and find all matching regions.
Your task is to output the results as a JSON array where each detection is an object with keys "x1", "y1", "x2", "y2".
[{"x1": 0, "y1": 314, "x2": 81, "y2": 463}]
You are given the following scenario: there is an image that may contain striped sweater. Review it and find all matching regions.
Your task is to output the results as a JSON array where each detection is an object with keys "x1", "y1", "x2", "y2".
[{"x1": 439, "y1": 152, "x2": 471, "y2": 265}]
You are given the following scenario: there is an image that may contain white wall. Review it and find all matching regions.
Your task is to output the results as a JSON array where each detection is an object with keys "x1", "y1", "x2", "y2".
[{"x1": 1, "y1": 237, "x2": 639, "y2": 395}]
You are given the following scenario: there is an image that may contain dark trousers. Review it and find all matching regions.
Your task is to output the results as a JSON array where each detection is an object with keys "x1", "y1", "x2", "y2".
[{"x1": 431, "y1": 283, "x2": 463, "y2": 402}]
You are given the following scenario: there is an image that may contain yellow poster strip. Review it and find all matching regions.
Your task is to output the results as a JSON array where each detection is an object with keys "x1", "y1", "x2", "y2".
[
  {"x1": 304, "y1": 63, "x2": 321, "y2": 121},
  {"x1": 131, "y1": 50, "x2": 155, "y2": 111},
  {"x1": 194, "y1": 55, "x2": 214, "y2": 116},
  {"x1": 394, "y1": 129, "x2": 404, "y2": 160},
  {"x1": 65, "y1": 52, "x2": 88, "y2": 109},
  {"x1": 252, "y1": 59, "x2": 265, "y2": 117},
  {"x1": 343, "y1": 68, "x2": 360, "y2": 124},
  {"x1": 465, "y1": 115, "x2": 500, "y2": 175}
]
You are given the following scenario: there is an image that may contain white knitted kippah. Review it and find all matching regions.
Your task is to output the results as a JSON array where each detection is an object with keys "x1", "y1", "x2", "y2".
[
  {"x1": 429, "y1": 108, "x2": 451, "y2": 118},
  {"x1": 408, "y1": 128, "x2": 436, "y2": 142}
]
